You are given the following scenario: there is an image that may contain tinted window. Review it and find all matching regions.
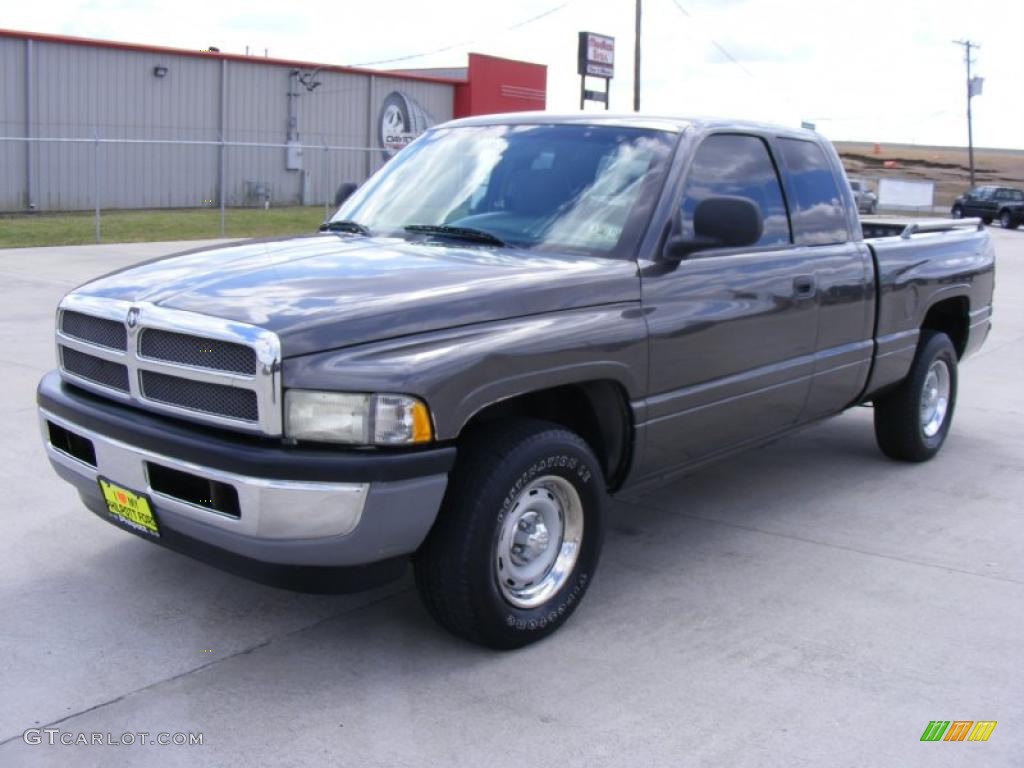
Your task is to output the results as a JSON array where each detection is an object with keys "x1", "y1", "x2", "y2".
[
  {"x1": 679, "y1": 134, "x2": 791, "y2": 247},
  {"x1": 1011, "y1": 190, "x2": 1024, "y2": 202},
  {"x1": 778, "y1": 138, "x2": 848, "y2": 245}
]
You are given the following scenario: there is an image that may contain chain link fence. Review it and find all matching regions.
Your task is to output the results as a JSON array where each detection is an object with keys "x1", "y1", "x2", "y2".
[{"x1": 1, "y1": 135, "x2": 382, "y2": 243}]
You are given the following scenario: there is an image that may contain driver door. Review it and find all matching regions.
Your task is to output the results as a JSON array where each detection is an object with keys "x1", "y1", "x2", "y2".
[{"x1": 638, "y1": 132, "x2": 819, "y2": 479}]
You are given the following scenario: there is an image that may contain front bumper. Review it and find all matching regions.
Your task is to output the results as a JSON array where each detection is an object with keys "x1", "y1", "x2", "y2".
[{"x1": 37, "y1": 371, "x2": 455, "y2": 589}]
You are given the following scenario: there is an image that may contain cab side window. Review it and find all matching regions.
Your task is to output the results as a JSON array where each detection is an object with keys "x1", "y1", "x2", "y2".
[
  {"x1": 778, "y1": 138, "x2": 849, "y2": 246},
  {"x1": 679, "y1": 134, "x2": 791, "y2": 247}
]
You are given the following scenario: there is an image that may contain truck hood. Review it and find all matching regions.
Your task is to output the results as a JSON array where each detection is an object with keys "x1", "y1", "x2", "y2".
[{"x1": 72, "y1": 234, "x2": 640, "y2": 357}]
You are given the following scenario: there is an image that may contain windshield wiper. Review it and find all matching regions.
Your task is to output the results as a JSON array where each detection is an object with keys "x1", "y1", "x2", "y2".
[
  {"x1": 403, "y1": 224, "x2": 505, "y2": 247},
  {"x1": 320, "y1": 220, "x2": 370, "y2": 236}
]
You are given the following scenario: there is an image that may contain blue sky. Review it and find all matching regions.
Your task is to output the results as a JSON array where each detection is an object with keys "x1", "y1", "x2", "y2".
[{"x1": 7, "y1": 0, "x2": 1023, "y2": 149}]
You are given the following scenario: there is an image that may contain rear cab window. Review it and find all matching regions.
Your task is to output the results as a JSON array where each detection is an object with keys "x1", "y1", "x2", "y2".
[{"x1": 777, "y1": 138, "x2": 849, "y2": 246}]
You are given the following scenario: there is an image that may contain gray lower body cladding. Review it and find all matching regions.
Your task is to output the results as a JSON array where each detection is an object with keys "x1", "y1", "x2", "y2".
[{"x1": 37, "y1": 371, "x2": 454, "y2": 591}]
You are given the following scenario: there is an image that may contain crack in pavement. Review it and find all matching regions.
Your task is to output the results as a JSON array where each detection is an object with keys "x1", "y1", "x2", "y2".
[
  {"x1": 622, "y1": 498, "x2": 1024, "y2": 587},
  {"x1": 0, "y1": 586, "x2": 411, "y2": 747}
]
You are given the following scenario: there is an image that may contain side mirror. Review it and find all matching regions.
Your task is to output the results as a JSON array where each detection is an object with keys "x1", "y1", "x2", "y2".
[
  {"x1": 663, "y1": 196, "x2": 764, "y2": 261},
  {"x1": 333, "y1": 182, "x2": 359, "y2": 207}
]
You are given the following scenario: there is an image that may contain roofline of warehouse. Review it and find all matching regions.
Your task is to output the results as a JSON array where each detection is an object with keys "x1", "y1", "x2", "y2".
[{"x1": 0, "y1": 27, "x2": 468, "y2": 85}]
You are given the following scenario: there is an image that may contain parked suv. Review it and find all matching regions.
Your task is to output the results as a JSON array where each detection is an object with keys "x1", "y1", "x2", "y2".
[
  {"x1": 849, "y1": 179, "x2": 877, "y2": 214},
  {"x1": 951, "y1": 185, "x2": 1024, "y2": 228}
]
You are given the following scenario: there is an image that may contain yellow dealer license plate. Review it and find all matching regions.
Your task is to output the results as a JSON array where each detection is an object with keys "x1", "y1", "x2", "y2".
[{"x1": 98, "y1": 477, "x2": 159, "y2": 537}]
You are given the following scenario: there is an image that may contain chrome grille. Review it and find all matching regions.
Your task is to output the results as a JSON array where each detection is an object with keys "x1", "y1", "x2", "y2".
[
  {"x1": 55, "y1": 295, "x2": 282, "y2": 435},
  {"x1": 140, "y1": 371, "x2": 259, "y2": 422},
  {"x1": 60, "y1": 310, "x2": 127, "y2": 350},
  {"x1": 139, "y1": 329, "x2": 256, "y2": 374},
  {"x1": 60, "y1": 346, "x2": 130, "y2": 391}
]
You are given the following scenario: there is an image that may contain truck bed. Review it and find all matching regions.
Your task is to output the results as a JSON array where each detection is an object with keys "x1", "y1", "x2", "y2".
[{"x1": 860, "y1": 216, "x2": 995, "y2": 397}]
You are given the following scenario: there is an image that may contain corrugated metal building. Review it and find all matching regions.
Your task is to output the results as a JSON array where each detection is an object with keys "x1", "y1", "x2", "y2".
[{"x1": 0, "y1": 30, "x2": 546, "y2": 212}]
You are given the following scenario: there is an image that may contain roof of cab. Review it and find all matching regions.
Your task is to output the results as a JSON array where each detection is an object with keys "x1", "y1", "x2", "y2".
[{"x1": 440, "y1": 112, "x2": 821, "y2": 141}]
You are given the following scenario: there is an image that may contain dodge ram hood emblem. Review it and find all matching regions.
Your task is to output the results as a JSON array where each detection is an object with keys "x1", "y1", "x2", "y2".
[{"x1": 126, "y1": 306, "x2": 141, "y2": 329}]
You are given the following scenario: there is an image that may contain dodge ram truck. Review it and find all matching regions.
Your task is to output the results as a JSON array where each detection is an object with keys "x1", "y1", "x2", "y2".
[{"x1": 38, "y1": 115, "x2": 995, "y2": 649}]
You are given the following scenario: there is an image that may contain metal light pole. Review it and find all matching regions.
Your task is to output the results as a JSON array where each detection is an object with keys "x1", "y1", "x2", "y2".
[
  {"x1": 953, "y1": 39, "x2": 981, "y2": 188},
  {"x1": 633, "y1": 0, "x2": 641, "y2": 112}
]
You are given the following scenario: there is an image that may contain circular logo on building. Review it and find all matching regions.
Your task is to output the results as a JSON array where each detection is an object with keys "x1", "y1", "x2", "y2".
[{"x1": 378, "y1": 91, "x2": 435, "y2": 160}]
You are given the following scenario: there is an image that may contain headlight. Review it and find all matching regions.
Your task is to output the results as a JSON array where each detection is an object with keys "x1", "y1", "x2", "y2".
[{"x1": 284, "y1": 390, "x2": 433, "y2": 445}]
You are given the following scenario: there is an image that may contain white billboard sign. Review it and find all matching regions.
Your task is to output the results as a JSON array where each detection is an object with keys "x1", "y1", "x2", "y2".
[{"x1": 878, "y1": 178, "x2": 934, "y2": 209}]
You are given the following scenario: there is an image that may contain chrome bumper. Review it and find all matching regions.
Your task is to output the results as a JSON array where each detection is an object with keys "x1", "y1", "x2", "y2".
[{"x1": 39, "y1": 407, "x2": 449, "y2": 567}]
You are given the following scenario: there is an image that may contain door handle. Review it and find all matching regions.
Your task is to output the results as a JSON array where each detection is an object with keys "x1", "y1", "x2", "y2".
[{"x1": 793, "y1": 275, "x2": 816, "y2": 297}]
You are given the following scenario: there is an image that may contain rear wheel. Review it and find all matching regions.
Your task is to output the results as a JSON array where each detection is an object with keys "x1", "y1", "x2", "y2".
[
  {"x1": 1001, "y1": 210, "x2": 1019, "y2": 229},
  {"x1": 873, "y1": 331, "x2": 958, "y2": 462},
  {"x1": 415, "y1": 420, "x2": 605, "y2": 649}
]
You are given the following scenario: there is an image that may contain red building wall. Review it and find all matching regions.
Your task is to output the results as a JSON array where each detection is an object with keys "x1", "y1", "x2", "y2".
[{"x1": 455, "y1": 53, "x2": 546, "y2": 118}]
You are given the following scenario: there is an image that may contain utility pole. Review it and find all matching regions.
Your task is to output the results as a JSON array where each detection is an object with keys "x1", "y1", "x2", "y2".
[
  {"x1": 953, "y1": 39, "x2": 980, "y2": 188},
  {"x1": 633, "y1": 0, "x2": 641, "y2": 112}
]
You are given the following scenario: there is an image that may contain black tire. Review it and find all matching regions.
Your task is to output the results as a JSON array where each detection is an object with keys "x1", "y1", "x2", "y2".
[
  {"x1": 873, "y1": 331, "x2": 958, "y2": 462},
  {"x1": 414, "y1": 420, "x2": 605, "y2": 649},
  {"x1": 982, "y1": 216, "x2": 993, "y2": 225},
  {"x1": 951, "y1": 206, "x2": 963, "y2": 219},
  {"x1": 1000, "y1": 210, "x2": 1019, "y2": 230},
  {"x1": 333, "y1": 182, "x2": 358, "y2": 207}
]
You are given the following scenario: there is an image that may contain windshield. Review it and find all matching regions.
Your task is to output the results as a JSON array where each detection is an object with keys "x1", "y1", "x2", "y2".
[{"x1": 332, "y1": 123, "x2": 676, "y2": 255}]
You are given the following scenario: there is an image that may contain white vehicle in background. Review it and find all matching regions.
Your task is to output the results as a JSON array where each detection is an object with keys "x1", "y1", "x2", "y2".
[{"x1": 849, "y1": 179, "x2": 878, "y2": 215}]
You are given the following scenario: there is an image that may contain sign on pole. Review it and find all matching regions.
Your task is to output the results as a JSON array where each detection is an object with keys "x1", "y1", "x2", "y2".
[
  {"x1": 578, "y1": 32, "x2": 615, "y2": 78},
  {"x1": 578, "y1": 32, "x2": 614, "y2": 110}
]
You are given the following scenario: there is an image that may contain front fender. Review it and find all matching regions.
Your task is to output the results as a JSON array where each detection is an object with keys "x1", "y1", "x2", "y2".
[{"x1": 282, "y1": 305, "x2": 649, "y2": 440}]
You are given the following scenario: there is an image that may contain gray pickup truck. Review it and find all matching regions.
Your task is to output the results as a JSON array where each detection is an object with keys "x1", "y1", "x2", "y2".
[{"x1": 38, "y1": 115, "x2": 995, "y2": 649}]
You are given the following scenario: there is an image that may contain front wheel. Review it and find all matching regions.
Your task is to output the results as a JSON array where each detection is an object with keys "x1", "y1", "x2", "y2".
[
  {"x1": 415, "y1": 420, "x2": 605, "y2": 649},
  {"x1": 951, "y1": 206, "x2": 963, "y2": 219},
  {"x1": 873, "y1": 331, "x2": 958, "y2": 461}
]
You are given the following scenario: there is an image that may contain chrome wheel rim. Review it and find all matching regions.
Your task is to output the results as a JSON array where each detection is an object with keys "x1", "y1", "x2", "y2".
[
  {"x1": 495, "y1": 475, "x2": 584, "y2": 609},
  {"x1": 920, "y1": 359, "x2": 951, "y2": 438}
]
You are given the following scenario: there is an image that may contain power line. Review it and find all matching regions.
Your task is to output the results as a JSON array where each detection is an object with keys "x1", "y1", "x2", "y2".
[
  {"x1": 666, "y1": 0, "x2": 755, "y2": 79},
  {"x1": 346, "y1": 2, "x2": 574, "y2": 67}
]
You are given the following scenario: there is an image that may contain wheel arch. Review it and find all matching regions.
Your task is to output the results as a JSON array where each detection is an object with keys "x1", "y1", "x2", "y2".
[
  {"x1": 456, "y1": 380, "x2": 634, "y2": 491},
  {"x1": 921, "y1": 295, "x2": 970, "y2": 359}
]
